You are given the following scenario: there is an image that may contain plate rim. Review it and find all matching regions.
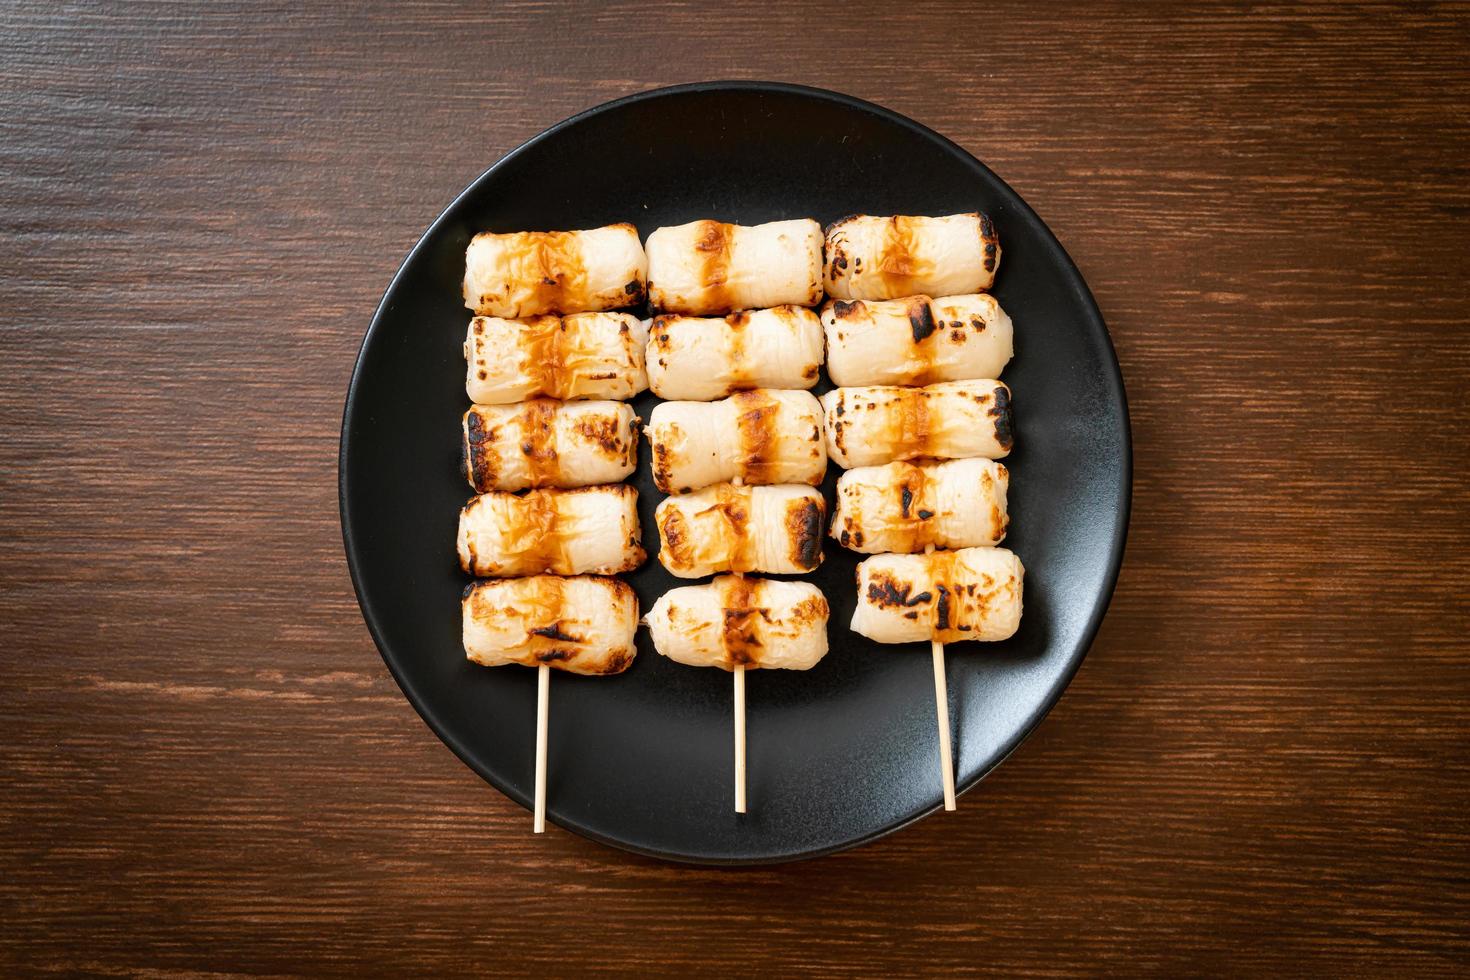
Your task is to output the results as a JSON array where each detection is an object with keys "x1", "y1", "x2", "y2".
[{"x1": 338, "y1": 79, "x2": 1133, "y2": 865}]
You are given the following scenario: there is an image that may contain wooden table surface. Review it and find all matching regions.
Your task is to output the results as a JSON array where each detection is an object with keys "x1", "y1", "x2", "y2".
[{"x1": 3, "y1": 1, "x2": 1467, "y2": 975}]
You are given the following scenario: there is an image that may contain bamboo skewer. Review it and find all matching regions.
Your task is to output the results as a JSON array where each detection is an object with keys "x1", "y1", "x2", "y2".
[
  {"x1": 931, "y1": 639, "x2": 956, "y2": 811},
  {"x1": 926, "y1": 543, "x2": 957, "y2": 811},
  {"x1": 534, "y1": 662, "x2": 550, "y2": 832},
  {"x1": 732, "y1": 475, "x2": 747, "y2": 814},
  {"x1": 734, "y1": 661, "x2": 747, "y2": 813}
]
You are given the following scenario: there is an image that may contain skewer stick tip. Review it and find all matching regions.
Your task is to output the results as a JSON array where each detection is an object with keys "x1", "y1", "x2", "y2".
[
  {"x1": 534, "y1": 663, "x2": 550, "y2": 833},
  {"x1": 926, "y1": 544, "x2": 957, "y2": 812},
  {"x1": 734, "y1": 663, "x2": 747, "y2": 813}
]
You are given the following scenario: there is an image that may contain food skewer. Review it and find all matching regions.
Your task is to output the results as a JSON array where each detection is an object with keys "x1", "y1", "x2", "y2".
[
  {"x1": 460, "y1": 483, "x2": 646, "y2": 834},
  {"x1": 830, "y1": 457, "x2": 1012, "y2": 811},
  {"x1": 837, "y1": 452, "x2": 1011, "y2": 812},
  {"x1": 821, "y1": 211, "x2": 1018, "y2": 813},
  {"x1": 644, "y1": 270, "x2": 831, "y2": 811},
  {"x1": 459, "y1": 222, "x2": 650, "y2": 834},
  {"x1": 462, "y1": 575, "x2": 640, "y2": 830},
  {"x1": 645, "y1": 573, "x2": 831, "y2": 813},
  {"x1": 850, "y1": 546, "x2": 1025, "y2": 807},
  {"x1": 460, "y1": 483, "x2": 645, "y2": 834}
]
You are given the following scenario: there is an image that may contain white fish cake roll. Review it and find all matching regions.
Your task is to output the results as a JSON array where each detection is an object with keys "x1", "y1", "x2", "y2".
[
  {"x1": 646, "y1": 306, "x2": 824, "y2": 399},
  {"x1": 647, "y1": 389, "x2": 826, "y2": 494},
  {"x1": 646, "y1": 575, "x2": 829, "y2": 671},
  {"x1": 832, "y1": 458, "x2": 1008, "y2": 554},
  {"x1": 823, "y1": 213, "x2": 1001, "y2": 301},
  {"x1": 458, "y1": 484, "x2": 646, "y2": 577},
  {"x1": 820, "y1": 380, "x2": 1012, "y2": 469},
  {"x1": 463, "y1": 224, "x2": 647, "y2": 318},
  {"x1": 462, "y1": 575, "x2": 638, "y2": 675},
  {"x1": 822, "y1": 294, "x2": 1013, "y2": 387},
  {"x1": 645, "y1": 219, "x2": 823, "y2": 315},
  {"x1": 656, "y1": 483, "x2": 825, "y2": 578},
  {"x1": 462, "y1": 399, "x2": 639, "y2": 493},
  {"x1": 852, "y1": 547, "x2": 1023, "y2": 645},
  {"x1": 465, "y1": 313, "x2": 649, "y2": 404}
]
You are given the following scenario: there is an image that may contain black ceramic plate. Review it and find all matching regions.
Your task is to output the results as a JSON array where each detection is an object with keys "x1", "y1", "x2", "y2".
[{"x1": 340, "y1": 82, "x2": 1130, "y2": 864}]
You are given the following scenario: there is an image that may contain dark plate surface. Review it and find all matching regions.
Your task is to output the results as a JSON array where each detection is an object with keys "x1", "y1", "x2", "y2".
[{"x1": 340, "y1": 81, "x2": 1130, "y2": 865}]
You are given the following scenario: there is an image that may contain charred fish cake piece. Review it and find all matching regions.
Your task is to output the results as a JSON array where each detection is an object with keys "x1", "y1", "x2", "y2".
[
  {"x1": 823, "y1": 212, "x2": 1001, "y2": 301},
  {"x1": 646, "y1": 218, "x2": 823, "y2": 315},
  {"x1": 646, "y1": 575, "x2": 829, "y2": 671},
  {"x1": 463, "y1": 224, "x2": 647, "y2": 318},
  {"x1": 462, "y1": 575, "x2": 639, "y2": 675},
  {"x1": 852, "y1": 547, "x2": 1024, "y2": 645}
]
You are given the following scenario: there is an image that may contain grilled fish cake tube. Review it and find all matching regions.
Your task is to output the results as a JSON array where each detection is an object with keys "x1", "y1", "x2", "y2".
[
  {"x1": 461, "y1": 399, "x2": 639, "y2": 493},
  {"x1": 823, "y1": 213, "x2": 1000, "y2": 301},
  {"x1": 645, "y1": 218, "x2": 823, "y2": 315},
  {"x1": 822, "y1": 294, "x2": 1012, "y2": 387},
  {"x1": 646, "y1": 575, "x2": 829, "y2": 671},
  {"x1": 819, "y1": 380, "x2": 1012, "y2": 469},
  {"x1": 831, "y1": 458, "x2": 1008, "y2": 554},
  {"x1": 851, "y1": 547, "x2": 1023, "y2": 644},
  {"x1": 646, "y1": 306, "x2": 823, "y2": 399},
  {"x1": 655, "y1": 483, "x2": 825, "y2": 578},
  {"x1": 463, "y1": 224, "x2": 647, "y2": 318},
  {"x1": 647, "y1": 389, "x2": 826, "y2": 494},
  {"x1": 458, "y1": 484, "x2": 645, "y2": 577},
  {"x1": 465, "y1": 313, "x2": 648, "y2": 404},
  {"x1": 462, "y1": 575, "x2": 639, "y2": 675}
]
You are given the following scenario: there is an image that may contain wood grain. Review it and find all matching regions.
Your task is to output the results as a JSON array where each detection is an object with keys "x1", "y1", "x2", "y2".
[{"x1": 2, "y1": 0, "x2": 1468, "y2": 974}]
